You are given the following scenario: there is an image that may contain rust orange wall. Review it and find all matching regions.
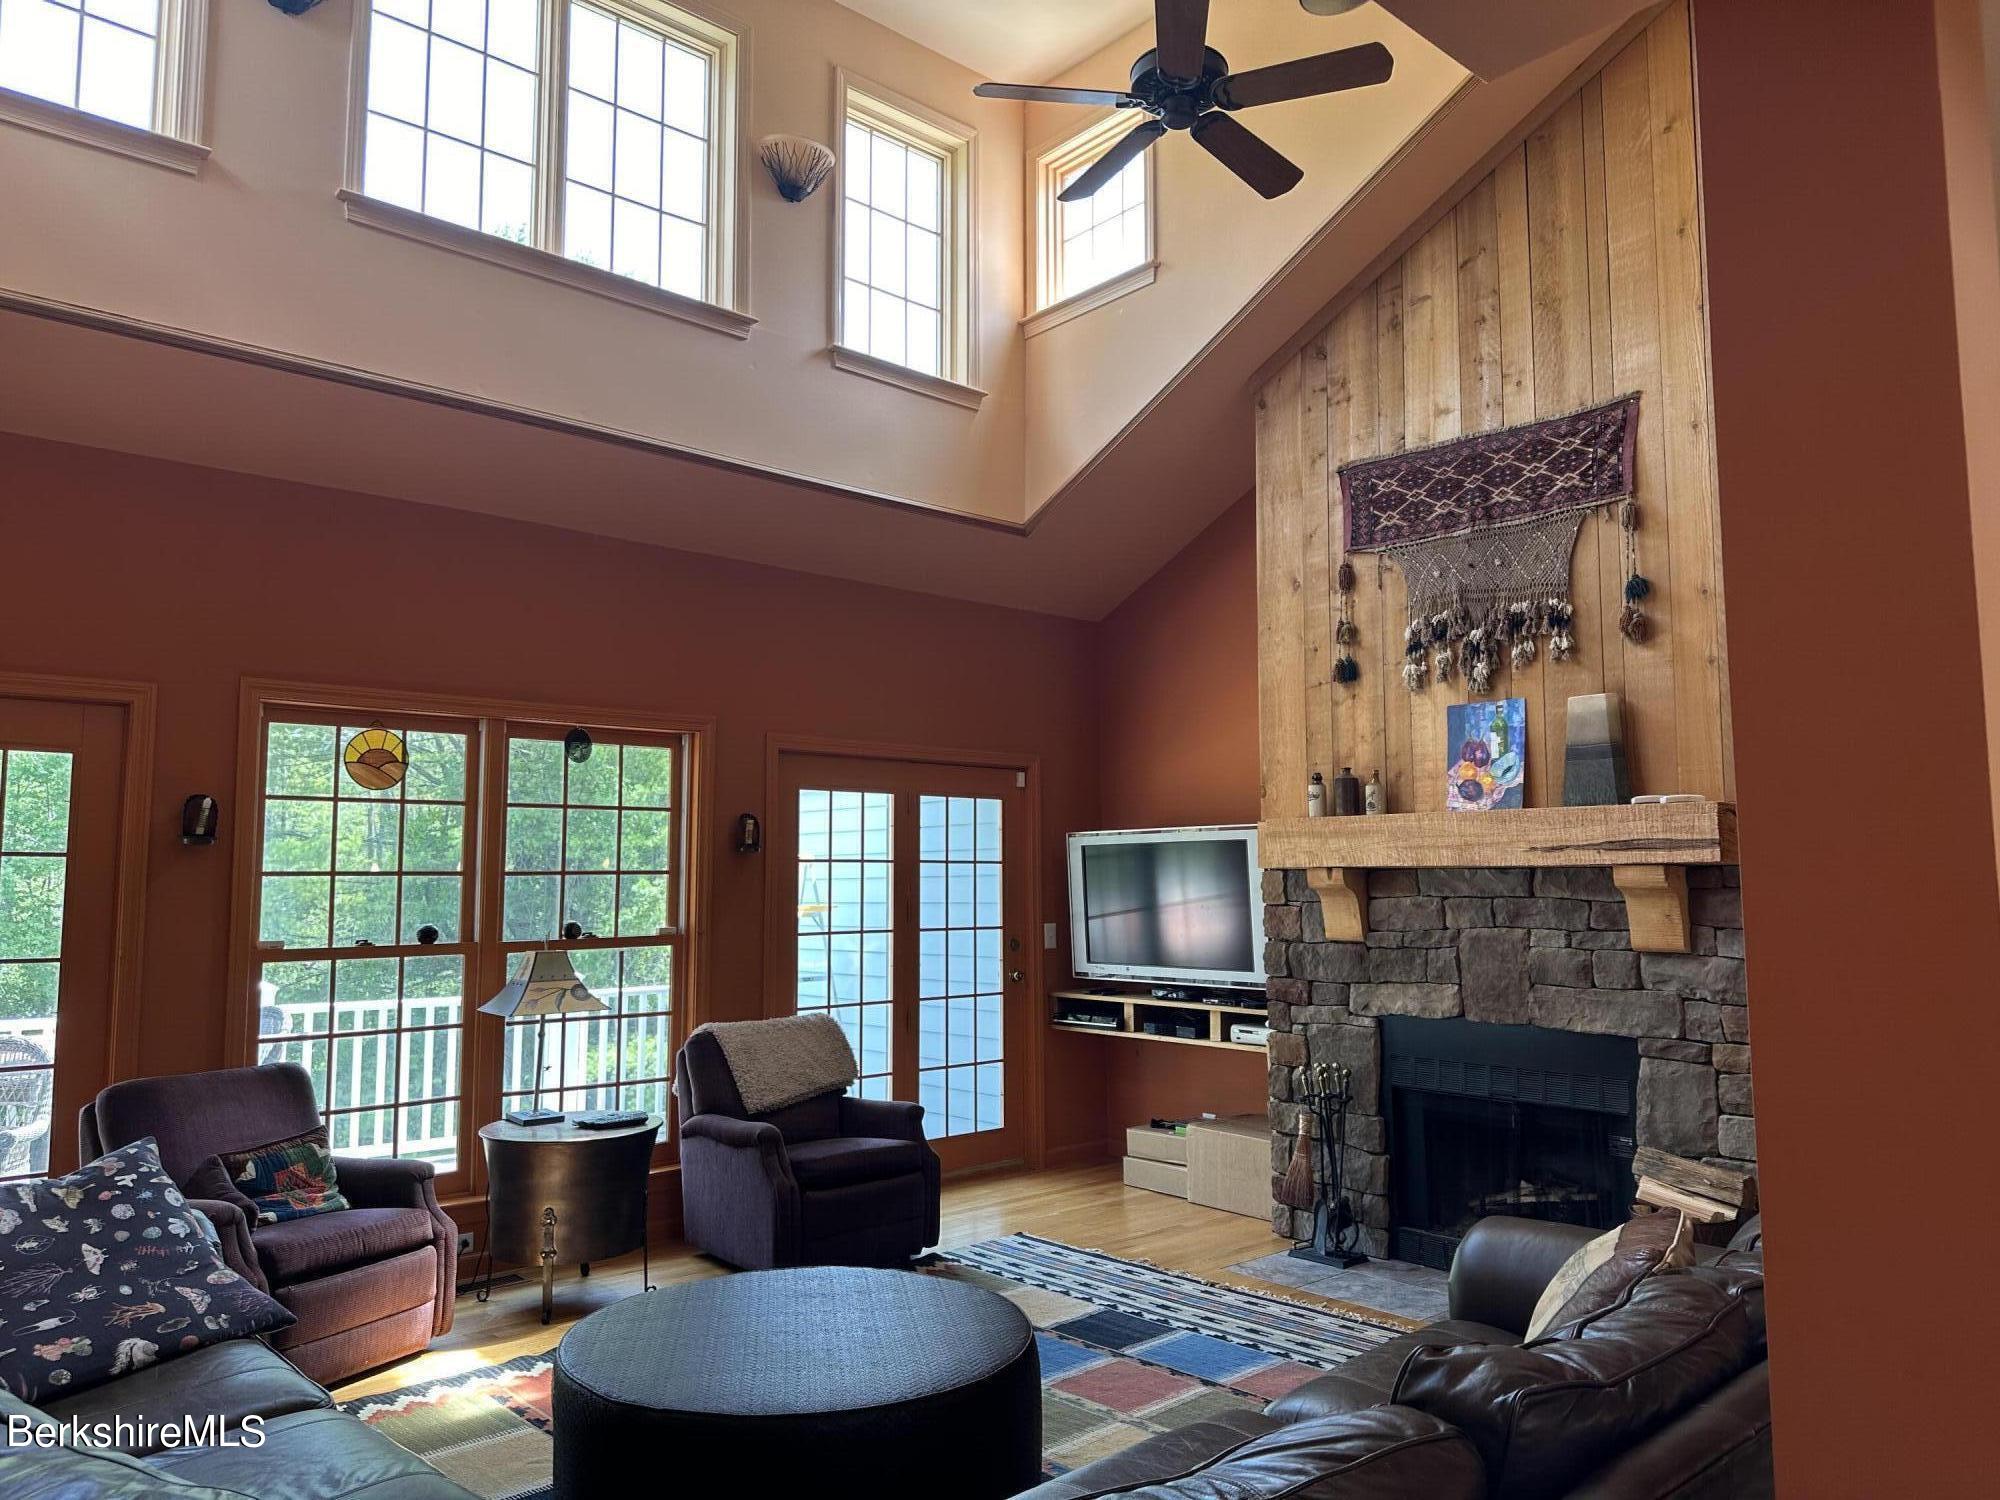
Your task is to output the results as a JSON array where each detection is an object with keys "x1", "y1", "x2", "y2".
[
  {"x1": 0, "y1": 433, "x2": 1106, "y2": 1162},
  {"x1": 1090, "y1": 495, "x2": 1268, "y2": 1149},
  {"x1": 1694, "y1": 0, "x2": 2000, "y2": 1492}
]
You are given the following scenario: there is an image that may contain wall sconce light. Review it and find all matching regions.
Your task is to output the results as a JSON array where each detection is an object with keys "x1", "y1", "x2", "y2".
[
  {"x1": 757, "y1": 135, "x2": 836, "y2": 202},
  {"x1": 735, "y1": 813, "x2": 763, "y2": 854},
  {"x1": 1301, "y1": 0, "x2": 1367, "y2": 13},
  {"x1": 267, "y1": 0, "x2": 325, "y2": 13},
  {"x1": 181, "y1": 795, "x2": 219, "y2": 846}
]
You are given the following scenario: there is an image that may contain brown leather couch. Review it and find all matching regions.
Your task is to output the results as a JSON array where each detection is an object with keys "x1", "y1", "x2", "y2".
[
  {"x1": 1021, "y1": 1215, "x2": 1770, "y2": 1500},
  {"x1": 81, "y1": 1063, "x2": 459, "y2": 1386},
  {"x1": 0, "y1": 1338, "x2": 475, "y2": 1498}
]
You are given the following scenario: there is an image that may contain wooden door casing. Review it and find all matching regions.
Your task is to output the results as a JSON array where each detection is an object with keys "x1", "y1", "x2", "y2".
[{"x1": 768, "y1": 749, "x2": 1034, "y2": 1175}]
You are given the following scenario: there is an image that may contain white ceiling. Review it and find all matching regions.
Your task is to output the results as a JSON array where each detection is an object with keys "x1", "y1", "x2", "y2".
[{"x1": 833, "y1": 0, "x2": 1153, "y2": 83}]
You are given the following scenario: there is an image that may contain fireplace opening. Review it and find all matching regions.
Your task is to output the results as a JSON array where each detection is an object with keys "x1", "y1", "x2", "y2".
[{"x1": 1381, "y1": 1017, "x2": 1639, "y2": 1269}]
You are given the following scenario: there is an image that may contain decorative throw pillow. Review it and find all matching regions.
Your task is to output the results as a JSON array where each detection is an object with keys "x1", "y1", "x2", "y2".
[
  {"x1": 0, "y1": 1138, "x2": 294, "y2": 1404},
  {"x1": 218, "y1": 1128, "x2": 350, "y2": 1225},
  {"x1": 1524, "y1": 1209, "x2": 1693, "y2": 1341}
]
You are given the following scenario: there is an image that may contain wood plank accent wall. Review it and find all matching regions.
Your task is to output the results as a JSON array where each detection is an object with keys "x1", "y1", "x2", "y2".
[{"x1": 1257, "y1": 3, "x2": 1731, "y2": 821}]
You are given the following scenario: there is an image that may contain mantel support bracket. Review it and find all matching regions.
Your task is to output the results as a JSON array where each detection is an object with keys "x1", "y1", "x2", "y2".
[
  {"x1": 1610, "y1": 865, "x2": 1691, "y2": 953},
  {"x1": 1305, "y1": 868, "x2": 1370, "y2": 943}
]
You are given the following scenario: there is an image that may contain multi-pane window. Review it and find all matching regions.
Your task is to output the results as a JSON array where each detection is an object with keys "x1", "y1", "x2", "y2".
[
  {"x1": 916, "y1": 795, "x2": 1003, "y2": 1137},
  {"x1": 0, "y1": 0, "x2": 158, "y2": 129},
  {"x1": 246, "y1": 705, "x2": 694, "y2": 1178},
  {"x1": 794, "y1": 790, "x2": 893, "y2": 1100},
  {"x1": 563, "y1": 0, "x2": 710, "y2": 296},
  {"x1": 255, "y1": 717, "x2": 474, "y2": 1170},
  {"x1": 356, "y1": 0, "x2": 731, "y2": 303},
  {"x1": 841, "y1": 114, "x2": 946, "y2": 378},
  {"x1": 0, "y1": 747, "x2": 70, "y2": 1180},
  {"x1": 1056, "y1": 142, "x2": 1147, "y2": 303},
  {"x1": 499, "y1": 731, "x2": 678, "y2": 1131},
  {"x1": 362, "y1": 0, "x2": 541, "y2": 241}
]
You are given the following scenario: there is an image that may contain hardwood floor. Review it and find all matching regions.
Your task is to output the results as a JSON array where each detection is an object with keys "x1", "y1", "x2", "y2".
[{"x1": 335, "y1": 1162, "x2": 1404, "y2": 1402}]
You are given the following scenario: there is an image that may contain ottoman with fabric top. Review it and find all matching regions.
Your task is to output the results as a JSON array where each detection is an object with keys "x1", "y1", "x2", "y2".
[{"x1": 551, "y1": 1266, "x2": 1040, "y2": 1498}]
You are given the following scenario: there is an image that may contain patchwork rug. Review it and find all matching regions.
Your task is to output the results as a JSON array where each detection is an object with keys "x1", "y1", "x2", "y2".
[{"x1": 338, "y1": 1235, "x2": 1403, "y2": 1495}]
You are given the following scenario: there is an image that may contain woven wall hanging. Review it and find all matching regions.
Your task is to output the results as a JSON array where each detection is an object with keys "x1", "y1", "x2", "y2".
[{"x1": 1338, "y1": 393, "x2": 1646, "y2": 693}]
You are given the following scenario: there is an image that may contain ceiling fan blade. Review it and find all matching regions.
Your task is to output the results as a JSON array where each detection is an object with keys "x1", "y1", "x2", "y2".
[
  {"x1": 1190, "y1": 112, "x2": 1304, "y2": 199},
  {"x1": 1058, "y1": 121, "x2": 1167, "y2": 203},
  {"x1": 1213, "y1": 42, "x2": 1394, "y2": 111},
  {"x1": 1155, "y1": 0, "x2": 1211, "y2": 81},
  {"x1": 973, "y1": 82, "x2": 1140, "y2": 107}
]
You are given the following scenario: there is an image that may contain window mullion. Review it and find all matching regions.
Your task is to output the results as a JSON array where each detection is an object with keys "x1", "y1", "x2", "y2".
[{"x1": 538, "y1": 0, "x2": 569, "y2": 254}]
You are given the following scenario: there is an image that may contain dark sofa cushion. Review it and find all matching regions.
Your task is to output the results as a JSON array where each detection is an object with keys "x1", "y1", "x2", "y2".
[
  {"x1": 0, "y1": 1138, "x2": 294, "y2": 1404},
  {"x1": 785, "y1": 1136, "x2": 927, "y2": 1189},
  {"x1": 253, "y1": 1207, "x2": 434, "y2": 1286},
  {"x1": 1393, "y1": 1271, "x2": 1758, "y2": 1500},
  {"x1": 1027, "y1": 1413, "x2": 1280, "y2": 1500},
  {"x1": 1525, "y1": 1210, "x2": 1693, "y2": 1340},
  {"x1": 1265, "y1": 1319, "x2": 1516, "y2": 1424},
  {"x1": 1035, "y1": 1407, "x2": 1486, "y2": 1500},
  {"x1": 147, "y1": 1405, "x2": 477, "y2": 1498},
  {"x1": 36, "y1": 1338, "x2": 329, "y2": 1455}
]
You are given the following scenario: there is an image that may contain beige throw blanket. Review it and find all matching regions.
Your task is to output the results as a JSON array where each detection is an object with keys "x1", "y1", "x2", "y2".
[{"x1": 696, "y1": 1014, "x2": 857, "y2": 1115}]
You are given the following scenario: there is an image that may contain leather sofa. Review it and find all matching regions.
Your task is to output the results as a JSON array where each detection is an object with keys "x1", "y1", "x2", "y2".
[
  {"x1": 82, "y1": 1064, "x2": 459, "y2": 1386},
  {"x1": 674, "y1": 1028, "x2": 942, "y2": 1269},
  {"x1": 1022, "y1": 1215, "x2": 1770, "y2": 1500},
  {"x1": 0, "y1": 1338, "x2": 475, "y2": 1498}
]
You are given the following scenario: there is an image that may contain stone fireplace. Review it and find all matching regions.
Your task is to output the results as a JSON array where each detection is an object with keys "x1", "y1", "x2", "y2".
[{"x1": 1263, "y1": 865, "x2": 1755, "y2": 1259}]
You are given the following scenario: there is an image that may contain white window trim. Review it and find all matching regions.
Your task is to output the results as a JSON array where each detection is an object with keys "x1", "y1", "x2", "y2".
[
  {"x1": 339, "y1": 0, "x2": 752, "y2": 335},
  {"x1": 0, "y1": 0, "x2": 210, "y2": 174},
  {"x1": 830, "y1": 68, "x2": 984, "y2": 408},
  {"x1": 1025, "y1": 109, "x2": 1158, "y2": 335}
]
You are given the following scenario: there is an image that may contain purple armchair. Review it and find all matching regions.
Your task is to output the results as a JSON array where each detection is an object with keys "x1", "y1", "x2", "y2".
[
  {"x1": 81, "y1": 1063, "x2": 458, "y2": 1386},
  {"x1": 674, "y1": 1029, "x2": 941, "y2": 1270}
]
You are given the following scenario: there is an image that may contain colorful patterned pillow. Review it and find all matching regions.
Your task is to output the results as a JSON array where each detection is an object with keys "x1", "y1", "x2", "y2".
[
  {"x1": 218, "y1": 1128, "x2": 350, "y2": 1225},
  {"x1": 0, "y1": 1137, "x2": 295, "y2": 1403}
]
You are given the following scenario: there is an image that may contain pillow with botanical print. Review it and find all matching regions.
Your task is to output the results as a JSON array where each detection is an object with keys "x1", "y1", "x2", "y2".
[
  {"x1": 0, "y1": 1137, "x2": 294, "y2": 1403},
  {"x1": 218, "y1": 1127, "x2": 350, "y2": 1225}
]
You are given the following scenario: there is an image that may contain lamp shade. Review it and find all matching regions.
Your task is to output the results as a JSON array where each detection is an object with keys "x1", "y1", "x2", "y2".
[{"x1": 479, "y1": 949, "x2": 608, "y2": 1018}]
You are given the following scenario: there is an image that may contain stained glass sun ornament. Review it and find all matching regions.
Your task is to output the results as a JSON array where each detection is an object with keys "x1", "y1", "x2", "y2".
[{"x1": 342, "y1": 725, "x2": 410, "y2": 791}]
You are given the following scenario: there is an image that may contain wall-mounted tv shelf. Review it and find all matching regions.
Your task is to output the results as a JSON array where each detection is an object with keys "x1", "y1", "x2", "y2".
[{"x1": 1048, "y1": 988, "x2": 1269, "y2": 1053}]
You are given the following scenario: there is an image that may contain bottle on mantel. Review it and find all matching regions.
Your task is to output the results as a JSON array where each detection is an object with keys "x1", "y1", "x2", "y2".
[
  {"x1": 1307, "y1": 771, "x2": 1327, "y2": 818},
  {"x1": 1363, "y1": 769, "x2": 1385, "y2": 815},
  {"x1": 1332, "y1": 767, "x2": 1363, "y2": 817}
]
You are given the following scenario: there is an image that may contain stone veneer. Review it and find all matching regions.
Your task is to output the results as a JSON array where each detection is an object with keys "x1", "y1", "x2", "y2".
[{"x1": 1262, "y1": 865, "x2": 1755, "y2": 1256}]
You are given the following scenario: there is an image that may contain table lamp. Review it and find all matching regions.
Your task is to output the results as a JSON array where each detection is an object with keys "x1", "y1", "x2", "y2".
[{"x1": 481, "y1": 948, "x2": 608, "y2": 1126}]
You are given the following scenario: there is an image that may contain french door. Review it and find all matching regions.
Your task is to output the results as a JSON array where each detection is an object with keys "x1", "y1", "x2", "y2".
[
  {"x1": 0, "y1": 695, "x2": 129, "y2": 1179},
  {"x1": 771, "y1": 752, "x2": 1032, "y2": 1174}
]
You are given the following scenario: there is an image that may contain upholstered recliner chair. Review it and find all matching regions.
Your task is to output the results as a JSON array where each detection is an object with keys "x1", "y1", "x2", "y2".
[
  {"x1": 81, "y1": 1063, "x2": 458, "y2": 1385},
  {"x1": 674, "y1": 1024, "x2": 941, "y2": 1270}
]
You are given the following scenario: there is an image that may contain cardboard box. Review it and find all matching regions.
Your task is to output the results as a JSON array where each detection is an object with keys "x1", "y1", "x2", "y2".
[
  {"x1": 1125, "y1": 1125, "x2": 1189, "y2": 1165},
  {"x1": 1186, "y1": 1116, "x2": 1272, "y2": 1220},
  {"x1": 1121, "y1": 1155, "x2": 1190, "y2": 1198}
]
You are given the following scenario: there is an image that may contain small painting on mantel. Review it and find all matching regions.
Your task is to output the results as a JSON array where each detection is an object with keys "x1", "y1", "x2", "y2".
[{"x1": 1446, "y1": 699, "x2": 1527, "y2": 812}]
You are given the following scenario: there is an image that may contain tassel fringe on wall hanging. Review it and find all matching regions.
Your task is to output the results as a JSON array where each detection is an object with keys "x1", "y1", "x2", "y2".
[{"x1": 1336, "y1": 394, "x2": 1646, "y2": 693}]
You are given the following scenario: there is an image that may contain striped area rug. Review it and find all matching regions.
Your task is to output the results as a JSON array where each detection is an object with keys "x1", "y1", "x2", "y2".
[{"x1": 338, "y1": 1235, "x2": 1404, "y2": 1493}]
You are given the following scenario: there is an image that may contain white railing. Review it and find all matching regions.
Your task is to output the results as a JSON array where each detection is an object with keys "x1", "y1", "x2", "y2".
[{"x1": 260, "y1": 995, "x2": 673, "y2": 1163}]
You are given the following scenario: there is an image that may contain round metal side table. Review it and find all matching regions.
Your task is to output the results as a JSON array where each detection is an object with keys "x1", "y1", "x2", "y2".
[{"x1": 474, "y1": 1116, "x2": 659, "y2": 1324}]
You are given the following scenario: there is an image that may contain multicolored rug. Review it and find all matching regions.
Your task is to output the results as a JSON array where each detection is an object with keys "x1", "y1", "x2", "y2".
[{"x1": 338, "y1": 1235, "x2": 1404, "y2": 1495}]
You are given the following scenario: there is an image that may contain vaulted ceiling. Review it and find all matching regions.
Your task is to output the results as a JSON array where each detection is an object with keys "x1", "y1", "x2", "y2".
[{"x1": 831, "y1": 0, "x2": 1153, "y2": 83}]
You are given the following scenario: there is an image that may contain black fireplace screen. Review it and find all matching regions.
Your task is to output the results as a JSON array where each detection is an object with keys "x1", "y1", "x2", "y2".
[{"x1": 1381, "y1": 1018, "x2": 1639, "y2": 1270}]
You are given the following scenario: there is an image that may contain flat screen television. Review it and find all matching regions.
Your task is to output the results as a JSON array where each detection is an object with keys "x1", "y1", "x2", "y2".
[{"x1": 1066, "y1": 825, "x2": 1265, "y2": 990}]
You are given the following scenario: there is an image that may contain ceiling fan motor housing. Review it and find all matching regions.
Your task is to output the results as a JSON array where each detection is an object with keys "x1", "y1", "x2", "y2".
[{"x1": 1128, "y1": 46, "x2": 1231, "y2": 130}]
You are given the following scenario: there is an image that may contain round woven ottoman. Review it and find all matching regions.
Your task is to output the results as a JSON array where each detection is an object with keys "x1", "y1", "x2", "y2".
[{"x1": 551, "y1": 1266, "x2": 1040, "y2": 1497}]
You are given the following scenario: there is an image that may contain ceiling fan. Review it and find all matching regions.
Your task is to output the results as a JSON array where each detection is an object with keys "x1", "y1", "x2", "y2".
[{"x1": 974, "y1": 0, "x2": 1394, "y2": 202}]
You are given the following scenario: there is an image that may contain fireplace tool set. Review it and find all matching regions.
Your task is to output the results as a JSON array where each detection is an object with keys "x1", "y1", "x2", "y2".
[{"x1": 1283, "y1": 1061, "x2": 1370, "y2": 1269}]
